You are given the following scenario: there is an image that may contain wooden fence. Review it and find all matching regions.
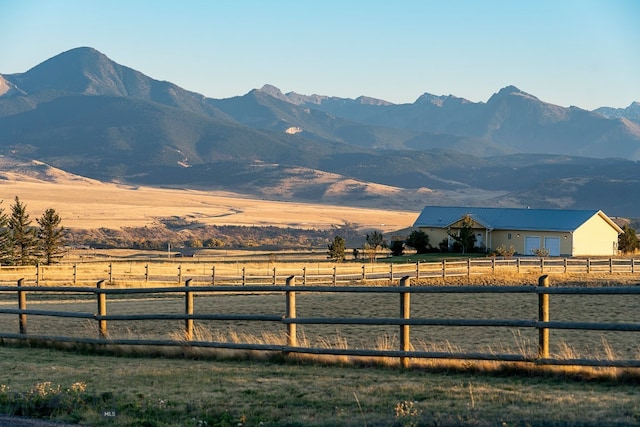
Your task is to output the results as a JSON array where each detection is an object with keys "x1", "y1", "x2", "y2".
[
  {"x1": 0, "y1": 256, "x2": 639, "y2": 287},
  {"x1": 1, "y1": 275, "x2": 639, "y2": 368}
]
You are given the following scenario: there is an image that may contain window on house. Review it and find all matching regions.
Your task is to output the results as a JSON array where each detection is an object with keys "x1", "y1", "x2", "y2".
[{"x1": 508, "y1": 233, "x2": 512, "y2": 240}]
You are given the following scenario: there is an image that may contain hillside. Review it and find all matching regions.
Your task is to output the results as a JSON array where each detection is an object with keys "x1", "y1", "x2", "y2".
[
  {"x1": 0, "y1": 156, "x2": 416, "y2": 236},
  {"x1": 1, "y1": 47, "x2": 639, "y2": 217}
]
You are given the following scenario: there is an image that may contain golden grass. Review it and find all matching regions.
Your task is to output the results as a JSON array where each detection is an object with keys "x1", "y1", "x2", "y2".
[
  {"x1": 159, "y1": 324, "x2": 640, "y2": 382},
  {"x1": 0, "y1": 176, "x2": 417, "y2": 232}
]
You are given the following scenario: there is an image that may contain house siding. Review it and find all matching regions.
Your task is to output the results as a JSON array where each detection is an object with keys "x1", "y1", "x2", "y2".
[
  {"x1": 414, "y1": 207, "x2": 621, "y2": 257},
  {"x1": 572, "y1": 214, "x2": 619, "y2": 256},
  {"x1": 472, "y1": 230, "x2": 574, "y2": 256},
  {"x1": 419, "y1": 228, "x2": 577, "y2": 255}
]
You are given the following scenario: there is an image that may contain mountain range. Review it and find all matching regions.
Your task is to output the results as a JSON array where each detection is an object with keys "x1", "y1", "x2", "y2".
[{"x1": 1, "y1": 47, "x2": 639, "y2": 217}]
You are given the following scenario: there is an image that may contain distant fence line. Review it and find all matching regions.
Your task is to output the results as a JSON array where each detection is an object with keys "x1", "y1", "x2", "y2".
[
  {"x1": 0, "y1": 275, "x2": 639, "y2": 368},
  {"x1": 0, "y1": 257, "x2": 638, "y2": 287}
]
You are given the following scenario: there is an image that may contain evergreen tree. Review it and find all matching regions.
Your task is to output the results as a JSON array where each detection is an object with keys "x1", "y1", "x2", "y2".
[
  {"x1": 8, "y1": 196, "x2": 38, "y2": 266},
  {"x1": 389, "y1": 239, "x2": 404, "y2": 256},
  {"x1": 0, "y1": 202, "x2": 11, "y2": 265},
  {"x1": 405, "y1": 229, "x2": 430, "y2": 254},
  {"x1": 447, "y1": 215, "x2": 477, "y2": 254},
  {"x1": 618, "y1": 225, "x2": 639, "y2": 254},
  {"x1": 37, "y1": 208, "x2": 65, "y2": 265},
  {"x1": 327, "y1": 235, "x2": 346, "y2": 262}
]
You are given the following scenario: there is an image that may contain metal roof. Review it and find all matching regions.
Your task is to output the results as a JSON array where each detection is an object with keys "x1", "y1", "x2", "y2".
[{"x1": 413, "y1": 206, "x2": 621, "y2": 233}]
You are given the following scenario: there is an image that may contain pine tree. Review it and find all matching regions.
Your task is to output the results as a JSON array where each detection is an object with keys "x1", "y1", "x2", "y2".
[
  {"x1": 37, "y1": 208, "x2": 65, "y2": 265},
  {"x1": 327, "y1": 235, "x2": 346, "y2": 262},
  {"x1": 405, "y1": 229, "x2": 430, "y2": 254},
  {"x1": 0, "y1": 202, "x2": 11, "y2": 265},
  {"x1": 618, "y1": 225, "x2": 639, "y2": 254},
  {"x1": 8, "y1": 196, "x2": 38, "y2": 266},
  {"x1": 447, "y1": 215, "x2": 477, "y2": 254}
]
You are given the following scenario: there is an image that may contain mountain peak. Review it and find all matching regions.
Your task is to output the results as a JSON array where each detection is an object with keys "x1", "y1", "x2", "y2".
[
  {"x1": 258, "y1": 84, "x2": 284, "y2": 97},
  {"x1": 354, "y1": 96, "x2": 393, "y2": 106},
  {"x1": 488, "y1": 85, "x2": 539, "y2": 103},
  {"x1": 415, "y1": 93, "x2": 472, "y2": 107},
  {"x1": 255, "y1": 84, "x2": 293, "y2": 103},
  {"x1": 10, "y1": 46, "x2": 125, "y2": 95}
]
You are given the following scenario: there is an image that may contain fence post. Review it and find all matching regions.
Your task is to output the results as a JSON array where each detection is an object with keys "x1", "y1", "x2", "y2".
[
  {"x1": 468, "y1": 258, "x2": 471, "y2": 277},
  {"x1": 442, "y1": 260, "x2": 446, "y2": 278},
  {"x1": 211, "y1": 266, "x2": 216, "y2": 285},
  {"x1": 273, "y1": 267, "x2": 277, "y2": 285},
  {"x1": 537, "y1": 275, "x2": 550, "y2": 360},
  {"x1": 97, "y1": 280, "x2": 107, "y2": 339},
  {"x1": 517, "y1": 257, "x2": 521, "y2": 273},
  {"x1": 587, "y1": 258, "x2": 591, "y2": 274},
  {"x1": 35, "y1": 264, "x2": 39, "y2": 286},
  {"x1": 108, "y1": 263, "x2": 113, "y2": 284},
  {"x1": 18, "y1": 278, "x2": 27, "y2": 335},
  {"x1": 333, "y1": 266, "x2": 337, "y2": 286},
  {"x1": 416, "y1": 261, "x2": 420, "y2": 279},
  {"x1": 491, "y1": 258, "x2": 495, "y2": 274},
  {"x1": 390, "y1": 263, "x2": 394, "y2": 284},
  {"x1": 285, "y1": 275, "x2": 297, "y2": 348},
  {"x1": 541, "y1": 257, "x2": 544, "y2": 273},
  {"x1": 178, "y1": 265, "x2": 182, "y2": 284},
  {"x1": 242, "y1": 267, "x2": 246, "y2": 286},
  {"x1": 73, "y1": 264, "x2": 77, "y2": 285},
  {"x1": 185, "y1": 278, "x2": 193, "y2": 341},
  {"x1": 609, "y1": 258, "x2": 613, "y2": 274},
  {"x1": 564, "y1": 258, "x2": 567, "y2": 274},
  {"x1": 632, "y1": 258, "x2": 635, "y2": 274},
  {"x1": 302, "y1": 266, "x2": 306, "y2": 285},
  {"x1": 362, "y1": 264, "x2": 366, "y2": 281},
  {"x1": 145, "y1": 264, "x2": 149, "y2": 282},
  {"x1": 400, "y1": 276, "x2": 411, "y2": 369}
]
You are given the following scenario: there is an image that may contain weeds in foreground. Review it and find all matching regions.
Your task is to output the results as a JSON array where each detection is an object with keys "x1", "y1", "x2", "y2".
[
  {"x1": 394, "y1": 400, "x2": 422, "y2": 427},
  {"x1": 132, "y1": 325, "x2": 640, "y2": 383},
  {"x1": 0, "y1": 381, "x2": 242, "y2": 426}
]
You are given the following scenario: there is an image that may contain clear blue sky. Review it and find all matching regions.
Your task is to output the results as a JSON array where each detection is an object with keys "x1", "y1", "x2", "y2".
[{"x1": 1, "y1": 0, "x2": 638, "y2": 110}]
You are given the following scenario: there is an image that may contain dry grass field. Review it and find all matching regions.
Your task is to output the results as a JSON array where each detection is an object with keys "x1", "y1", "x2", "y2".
[
  {"x1": 0, "y1": 345, "x2": 638, "y2": 427},
  {"x1": 0, "y1": 159, "x2": 417, "y2": 232}
]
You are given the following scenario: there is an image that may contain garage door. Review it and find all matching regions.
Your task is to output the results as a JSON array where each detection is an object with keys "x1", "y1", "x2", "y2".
[
  {"x1": 525, "y1": 236, "x2": 540, "y2": 255},
  {"x1": 544, "y1": 237, "x2": 560, "y2": 256}
]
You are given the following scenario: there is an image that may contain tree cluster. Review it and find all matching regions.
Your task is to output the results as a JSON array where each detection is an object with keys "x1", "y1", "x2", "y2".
[
  {"x1": 0, "y1": 197, "x2": 65, "y2": 265},
  {"x1": 328, "y1": 230, "x2": 388, "y2": 263}
]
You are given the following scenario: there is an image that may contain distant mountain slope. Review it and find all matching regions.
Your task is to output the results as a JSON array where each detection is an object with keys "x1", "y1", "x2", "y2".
[
  {"x1": 0, "y1": 93, "x2": 365, "y2": 181},
  {"x1": 1, "y1": 47, "x2": 640, "y2": 217},
  {"x1": 289, "y1": 85, "x2": 640, "y2": 160},
  {"x1": 210, "y1": 85, "x2": 425, "y2": 151},
  {"x1": 595, "y1": 102, "x2": 640, "y2": 124},
  {"x1": 1, "y1": 47, "x2": 232, "y2": 121}
]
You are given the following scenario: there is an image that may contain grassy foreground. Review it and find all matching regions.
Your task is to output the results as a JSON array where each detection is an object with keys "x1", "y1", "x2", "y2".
[{"x1": 0, "y1": 345, "x2": 639, "y2": 426}]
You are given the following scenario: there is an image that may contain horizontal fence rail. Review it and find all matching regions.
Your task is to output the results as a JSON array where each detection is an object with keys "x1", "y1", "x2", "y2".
[
  {"x1": 1, "y1": 274, "x2": 639, "y2": 368},
  {"x1": 0, "y1": 256, "x2": 638, "y2": 287}
]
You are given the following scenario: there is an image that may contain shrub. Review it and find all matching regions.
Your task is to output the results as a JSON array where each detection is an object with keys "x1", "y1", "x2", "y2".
[
  {"x1": 531, "y1": 247, "x2": 550, "y2": 257},
  {"x1": 389, "y1": 239, "x2": 404, "y2": 256},
  {"x1": 494, "y1": 244, "x2": 516, "y2": 258}
]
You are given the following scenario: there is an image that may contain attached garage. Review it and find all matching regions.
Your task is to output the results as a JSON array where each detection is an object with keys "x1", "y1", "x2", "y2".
[
  {"x1": 544, "y1": 237, "x2": 561, "y2": 256},
  {"x1": 413, "y1": 206, "x2": 623, "y2": 257},
  {"x1": 525, "y1": 236, "x2": 540, "y2": 255}
]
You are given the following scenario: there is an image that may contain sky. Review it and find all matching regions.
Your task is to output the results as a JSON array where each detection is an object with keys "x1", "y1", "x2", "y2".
[{"x1": 0, "y1": 0, "x2": 638, "y2": 110}]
